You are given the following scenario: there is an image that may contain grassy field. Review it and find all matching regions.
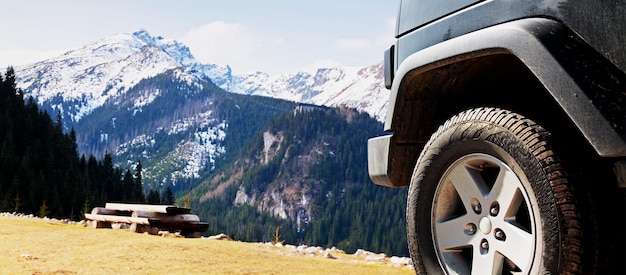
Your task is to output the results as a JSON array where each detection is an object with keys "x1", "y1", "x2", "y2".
[{"x1": 0, "y1": 216, "x2": 414, "y2": 274}]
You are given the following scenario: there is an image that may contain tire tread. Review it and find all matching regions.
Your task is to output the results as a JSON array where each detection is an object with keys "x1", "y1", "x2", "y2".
[{"x1": 407, "y1": 107, "x2": 583, "y2": 274}]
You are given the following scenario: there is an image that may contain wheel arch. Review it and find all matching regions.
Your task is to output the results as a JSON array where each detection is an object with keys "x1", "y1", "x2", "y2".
[{"x1": 381, "y1": 18, "x2": 625, "y2": 188}]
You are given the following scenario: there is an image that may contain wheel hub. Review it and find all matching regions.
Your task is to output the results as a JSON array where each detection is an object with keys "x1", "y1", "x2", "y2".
[{"x1": 479, "y1": 216, "x2": 492, "y2": 234}]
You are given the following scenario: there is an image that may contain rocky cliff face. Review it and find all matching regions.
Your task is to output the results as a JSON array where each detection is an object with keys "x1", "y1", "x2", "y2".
[{"x1": 197, "y1": 125, "x2": 317, "y2": 227}]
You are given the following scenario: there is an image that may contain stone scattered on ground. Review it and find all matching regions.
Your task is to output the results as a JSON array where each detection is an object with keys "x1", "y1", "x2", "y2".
[
  {"x1": 204, "y1": 233, "x2": 233, "y2": 241},
  {"x1": 20, "y1": 254, "x2": 37, "y2": 260},
  {"x1": 197, "y1": 231, "x2": 412, "y2": 270},
  {"x1": 1, "y1": 212, "x2": 81, "y2": 225},
  {"x1": 158, "y1": 230, "x2": 185, "y2": 238},
  {"x1": 258, "y1": 241, "x2": 413, "y2": 270}
]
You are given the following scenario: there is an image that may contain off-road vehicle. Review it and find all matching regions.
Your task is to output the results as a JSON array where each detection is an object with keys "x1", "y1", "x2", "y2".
[{"x1": 368, "y1": 0, "x2": 625, "y2": 274}]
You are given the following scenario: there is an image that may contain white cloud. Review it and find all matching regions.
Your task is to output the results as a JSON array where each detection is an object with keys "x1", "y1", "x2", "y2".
[{"x1": 178, "y1": 21, "x2": 282, "y2": 74}]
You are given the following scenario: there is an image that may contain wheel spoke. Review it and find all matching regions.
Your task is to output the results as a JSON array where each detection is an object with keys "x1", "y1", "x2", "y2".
[
  {"x1": 498, "y1": 221, "x2": 534, "y2": 270},
  {"x1": 441, "y1": 252, "x2": 471, "y2": 274},
  {"x1": 488, "y1": 169, "x2": 523, "y2": 218},
  {"x1": 448, "y1": 165, "x2": 489, "y2": 209},
  {"x1": 471, "y1": 248, "x2": 504, "y2": 275},
  {"x1": 435, "y1": 215, "x2": 475, "y2": 250}
]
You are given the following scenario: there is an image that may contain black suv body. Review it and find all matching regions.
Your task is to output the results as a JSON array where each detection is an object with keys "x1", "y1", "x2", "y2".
[{"x1": 368, "y1": 0, "x2": 625, "y2": 274}]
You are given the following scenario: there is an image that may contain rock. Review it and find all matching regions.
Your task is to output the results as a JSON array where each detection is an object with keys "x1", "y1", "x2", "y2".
[
  {"x1": 304, "y1": 246, "x2": 321, "y2": 255},
  {"x1": 390, "y1": 256, "x2": 411, "y2": 266},
  {"x1": 158, "y1": 231, "x2": 185, "y2": 238},
  {"x1": 20, "y1": 254, "x2": 37, "y2": 260},
  {"x1": 324, "y1": 251, "x2": 337, "y2": 259},
  {"x1": 111, "y1": 223, "x2": 127, "y2": 229},
  {"x1": 329, "y1": 246, "x2": 344, "y2": 253},
  {"x1": 365, "y1": 253, "x2": 387, "y2": 262},
  {"x1": 323, "y1": 248, "x2": 338, "y2": 256},
  {"x1": 354, "y1": 249, "x2": 373, "y2": 256},
  {"x1": 206, "y1": 233, "x2": 232, "y2": 241},
  {"x1": 296, "y1": 245, "x2": 308, "y2": 253}
]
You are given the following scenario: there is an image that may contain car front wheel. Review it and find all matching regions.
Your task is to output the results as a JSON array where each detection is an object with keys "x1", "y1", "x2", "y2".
[{"x1": 407, "y1": 108, "x2": 583, "y2": 274}]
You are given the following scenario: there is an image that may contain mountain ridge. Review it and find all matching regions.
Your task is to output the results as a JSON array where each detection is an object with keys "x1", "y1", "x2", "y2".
[{"x1": 14, "y1": 29, "x2": 387, "y2": 125}]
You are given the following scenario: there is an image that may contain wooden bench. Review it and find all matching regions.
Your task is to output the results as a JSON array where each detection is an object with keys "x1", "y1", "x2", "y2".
[{"x1": 84, "y1": 203, "x2": 209, "y2": 237}]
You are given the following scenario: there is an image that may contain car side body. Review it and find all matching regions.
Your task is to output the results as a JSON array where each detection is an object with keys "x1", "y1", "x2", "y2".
[{"x1": 369, "y1": 0, "x2": 625, "y2": 189}]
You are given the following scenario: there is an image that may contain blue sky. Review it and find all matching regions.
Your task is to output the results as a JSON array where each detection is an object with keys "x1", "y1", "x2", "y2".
[{"x1": 0, "y1": 1, "x2": 397, "y2": 75}]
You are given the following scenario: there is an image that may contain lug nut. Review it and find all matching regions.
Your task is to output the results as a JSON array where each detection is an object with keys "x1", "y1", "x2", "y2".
[
  {"x1": 474, "y1": 204, "x2": 482, "y2": 213},
  {"x1": 471, "y1": 199, "x2": 482, "y2": 214},
  {"x1": 490, "y1": 202, "x2": 500, "y2": 216},
  {"x1": 481, "y1": 239, "x2": 489, "y2": 250},
  {"x1": 465, "y1": 223, "x2": 477, "y2": 235},
  {"x1": 495, "y1": 228, "x2": 506, "y2": 241}
]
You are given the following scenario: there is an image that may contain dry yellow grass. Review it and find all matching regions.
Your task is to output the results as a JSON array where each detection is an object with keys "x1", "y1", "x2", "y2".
[{"x1": 0, "y1": 216, "x2": 414, "y2": 275}]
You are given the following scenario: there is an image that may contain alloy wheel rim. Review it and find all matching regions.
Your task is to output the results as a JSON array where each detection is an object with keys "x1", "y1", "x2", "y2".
[{"x1": 431, "y1": 153, "x2": 537, "y2": 274}]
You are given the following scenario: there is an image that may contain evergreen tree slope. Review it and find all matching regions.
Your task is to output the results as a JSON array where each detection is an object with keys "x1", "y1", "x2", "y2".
[
  {"x1": 0, "y1": 68, "x2": 144, "y2": 219},
  {"x1": 187, "y1": 107, "x2": 409, "y2": 257}
]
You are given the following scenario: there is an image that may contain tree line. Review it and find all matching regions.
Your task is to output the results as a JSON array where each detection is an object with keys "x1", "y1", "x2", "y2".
[{"x1": 0, "y1": 67, "x2": 171, "y2": 219}]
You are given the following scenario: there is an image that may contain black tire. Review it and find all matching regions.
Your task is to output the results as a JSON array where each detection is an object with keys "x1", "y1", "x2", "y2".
[{"x1": 407, "y1": 107, "x2": 583, "y2": 274}]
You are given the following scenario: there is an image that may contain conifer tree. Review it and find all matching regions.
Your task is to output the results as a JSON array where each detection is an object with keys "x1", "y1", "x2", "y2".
[
  {"x1": 133, "y1": 161, "x2": 145, "y2": 202},
  {"x1": 122, "y1": 169, "x2": 134, "y2": 202},
  {"x1": 147, "y1": 189, "x2": 160, "y2": 204},
  {"x1": 162, "y1": 187, "x2": 175, "y2": 205}
]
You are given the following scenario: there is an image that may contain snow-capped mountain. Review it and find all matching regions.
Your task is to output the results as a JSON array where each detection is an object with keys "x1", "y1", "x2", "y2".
[
  {"x1": 231, "y1": 63, "x2": 387, "y2": 121},
  {"x1": 14, "y1": 29, "x2": 387, "y2": 124},
  {"x1": 16, "y1": 29, "x2": 231, "y2": 122},
  {"x1": 11, "y1": 29, "x2": 387, "y2": 192}
]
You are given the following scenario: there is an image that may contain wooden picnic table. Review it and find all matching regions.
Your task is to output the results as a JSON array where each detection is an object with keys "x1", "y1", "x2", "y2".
[{"x1": 84, "y1": 203, "x2": 208, "y2": 237}]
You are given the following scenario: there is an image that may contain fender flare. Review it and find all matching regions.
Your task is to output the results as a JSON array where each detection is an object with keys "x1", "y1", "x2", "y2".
[{"x1": 386, "y1": 18, "x2": 625, "y2": 157}]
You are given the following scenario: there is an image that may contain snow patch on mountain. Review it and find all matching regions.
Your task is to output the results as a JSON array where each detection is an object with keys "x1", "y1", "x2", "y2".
[
  {"x1": 132, "y1": 88, "x2": 161, "y2": 111},
  {"x1": 116, "y1": 134, "x2": 156, "y2": 157},
  {"x1": 168, "y1": 123, "x2": 227, "y2": 181},
  {"x1": 164, "y1": 110, "x2": 220, "y2": 135},
  {"x1": 118, "y1": 110, "x2": 227, "y2": 185}
]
